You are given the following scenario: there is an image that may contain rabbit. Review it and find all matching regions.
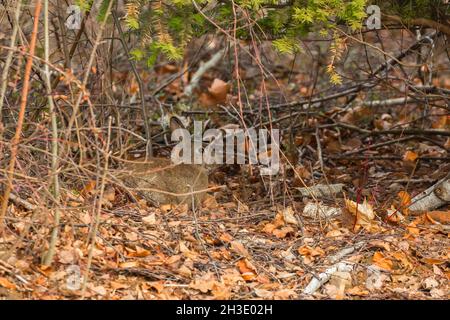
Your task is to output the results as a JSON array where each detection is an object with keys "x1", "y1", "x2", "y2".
[{"x1": 118, "y1": 116, "x2": 209, "y2": 206}]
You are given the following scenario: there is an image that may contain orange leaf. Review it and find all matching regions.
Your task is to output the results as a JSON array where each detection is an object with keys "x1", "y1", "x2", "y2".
[
  {"x1": 403, "y1": 150, "x2": 418, "y2": 162},
  {"x1": 298, "y1": 245, "x2": 325, "y2": 257},
  {"x1": 431, "y1": 115, "x2": 448, "y2": 129},
  {"x1": 219, "y1": 232, "x2": 233, "y2": 243},
  {"x1": 272, "y1": 226, "x2": 294, "y2": 239},
  {"x1": 237, "y1": 259, "x2": 257, "y2": 281},
  {"x1": 0, "y1": 277, "x2": 16, "y2": 290},
  {"x1": 426, "y1": 211, "x2": 450, "y2": 224},
  {"x1": 398, "y1": 191, "x2": 411, "y2": 215},
  {"x1": 81, "y1": 180, "x2": 96, "y2": 197},
  {"x1": 262, "y1": 223, "x2": 277, "y2": 234},
  {"x1": 372, "y1": 251, "x2": 393, "y2": 271}
]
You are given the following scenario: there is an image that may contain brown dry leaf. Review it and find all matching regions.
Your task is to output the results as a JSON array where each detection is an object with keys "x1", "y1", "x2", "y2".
[
  {"x1": 142, "y1": 213, "x2": 156, "y2": 225},
  {"x1": 254, "y1": 288, "x2": 274, "y2": 299},
  {"x1": 230, "y1": 240, "x2": 249, "y2": 257},
  {"x1": 90, "y1": 285, "x2": 107, "y2": 296},
  {"x1": 398, "y1": 191, "x2": 412, "y2": 216},
  {"x1": 426, "y1": 211, "x2": 450, "y2": 224},
  {"x1": 110, "y1": 281, "x2": 129, "y2": 290},
  {"x1": 198, "y1": 92, "x2": 218, "y2": 108},
  {"x1": 81, "y1": 180, "x2": 96, "y2": 197},
  {"x1": 431, "y1": 114, "x2": 448, "y2": 129},
  {"x1": 372, "y1": 251, "x2": 393, "y2": 271},
  {"x1": 346, "y1": 286, "x2": 369, "y2": 296},
  {"x1": 421, "y1": 258, "x2": 446, "y2": 265},
  {"x1": 0, "y1": 277, "x2": 16, "y2": 290},
  {"x1": 179, "y1": 241, "x2": 198, "y2": 260},
  {"x1": 119, "y1": 261, "x2": 139, "y2": 268},
  {"x1": 237, "y1": 259, "x2": 257, "y2": 281},
  {"x1": 189, "y1": 273, "x2": 216, "y2": 293},
  {"x1": 445, "y1": 138, "x2": 450, "y2": 149},
  {"x1": 157, "y1": 64, "x2": 178, "y2": 75},
  {"x1": 208, "y1": 78, "x2": 229, "y2": 103},
  {"x1": 405, "y1": 214, "x2": 426, "y2": 237},
  {"x1": 148, "y1": 281, "x2": 165, "y2": 293},
  {"x1": 128, "y1": 77, "x2": 139, "y2": 95},
  {"x1": 178, "y1": 265, "x2": 192, "y2": 277},
  {"x1": 160, "y1": 204, "x2": 174, "y2": 213},
  {"x1": 329, "y1": 271, "x2": 352, "y2": 299},
  {"x1": 294, "y1": 165, "x2": 311, "y2": 180},
  {"x1": 345, "y1": 198, "x2": 380, "y2": 232},
  {"x1": 58, "y1": 250, "x2": 76, "y2": 264},
  {"x1": 273, "y1": 289, "x2": 297, "y2": 299},
  {"x1": 272, "y1": 226, "x2": 294, "y2": 239},
  {"x1": 198, "y1": 79, "x2": 230, "y2": 108},
  {"x1": 386, "y1": 205, "x2": 405, "y2": 223},
  {"x1": 392, "y1": 251, "x2": 413, "y2": 271},
  {"x1": 203, "y1": 195, "x2": 219, "y2": 209},
  {"x1": 103, "y1": 187, "x2": 116, "y2": 202},
  {"x1": 281, "y1": 206, "x2": 298, "y2": 225},
  {"x1": 403, "y1": 150, "x2": 418, "y2": 162},
  {"x1": 325, "y1": 229, "x2": 344, "y2": 238},
  {"x1": 262, "y1": 223, "x2": 277, "y2": 234},
  {"x1": 219, "y1": 232, "x2": 233, "y2": 243},
  {"x1": 298, "y1": 245, "x2": 325, "y2": 257},
  {"x1": 129, "y1": 246, "x2": 151, "y2": 258},
  {"x1": 211, "y1": 282, "x2": 231, "y2": 299},
  {"x1": 369, "y1": 240, "x2": 391, "y2": 252},
  {"x1": 165, "y1": 255, "x2": 181, "y2": 265}
]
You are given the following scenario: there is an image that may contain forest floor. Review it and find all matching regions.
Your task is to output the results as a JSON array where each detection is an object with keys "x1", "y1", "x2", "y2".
[{"x1": 0, "y1": 32, "x2": 449, "y2": 300}]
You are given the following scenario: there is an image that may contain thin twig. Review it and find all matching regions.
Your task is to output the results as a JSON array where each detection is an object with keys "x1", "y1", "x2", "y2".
[{"x1": 0, "y1": 0, "x2": 42, "y2": 231}]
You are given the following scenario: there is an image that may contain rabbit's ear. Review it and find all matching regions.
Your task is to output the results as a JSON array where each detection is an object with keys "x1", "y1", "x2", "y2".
[{"x1": 169, "y1": 115, "x2": 186, "y2": 132}]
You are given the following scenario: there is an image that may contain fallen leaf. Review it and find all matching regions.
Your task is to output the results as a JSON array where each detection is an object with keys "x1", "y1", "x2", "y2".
[
  {"x1": 403, "y1": 150, "x2": 418, "y2": 162},
  {"x1": 119, "y1": 261, "x2": 139, "y2": 268},
  {"x1": 0, "y1": 277, "x2": 16, "y2": 290},
  {"x1": 426, "y1": 211, "x2": 450, "y2": 224},
  {"x1": 237, "y1": 259, "x2": 257, "y2": 281},
  {"x1": 272, "y1": 226, "x2": 294, "y2": 238},
  {"x1": 142, "y1": 213, "x2": 156, "y2": 225},
  {"x1": 281, "y1": 206, "x2": 298, "y2": 225},
  {"x1": 372, "y1": 251, "x2": 393, "y2": 271},
  {"x1": 208, "y1": 78, "x2": 229, "y2": 103},
  {"x1": 219, "y1": 232, "x2": 233, "y2": 243},
  {"x1": 345, "y1": 198, "x2": 380, "y2": 232},
  {"x1": 398, "y1": 191, "x2": 411, "y2": 216},
  {"x1": 230, "y1": 241, "x2": 249, "y2": 257}
]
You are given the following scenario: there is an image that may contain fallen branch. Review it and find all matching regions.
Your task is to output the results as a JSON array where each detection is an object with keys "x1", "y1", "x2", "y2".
[
  {"x1": 362, "y1": 96, "x2": 443, "y2": 107},
  {"x1": 303, "y1": 262, "x2": 353, "y2": 295},
  {"x1": 409, "y1": 174, "x2": 450, "y2": 212},
  {"x1": 8, "y1": 193, "x2": 36, "y2": 211},
  {"x1": 303, "y1": 241, "x2": 365, "y2": 295},
  {"x1": 297, "y1": 184, "x2": 344, "y2": 198},
  {"x1": 183, "y1": 48, "x2": 227, "y2": 96}
]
